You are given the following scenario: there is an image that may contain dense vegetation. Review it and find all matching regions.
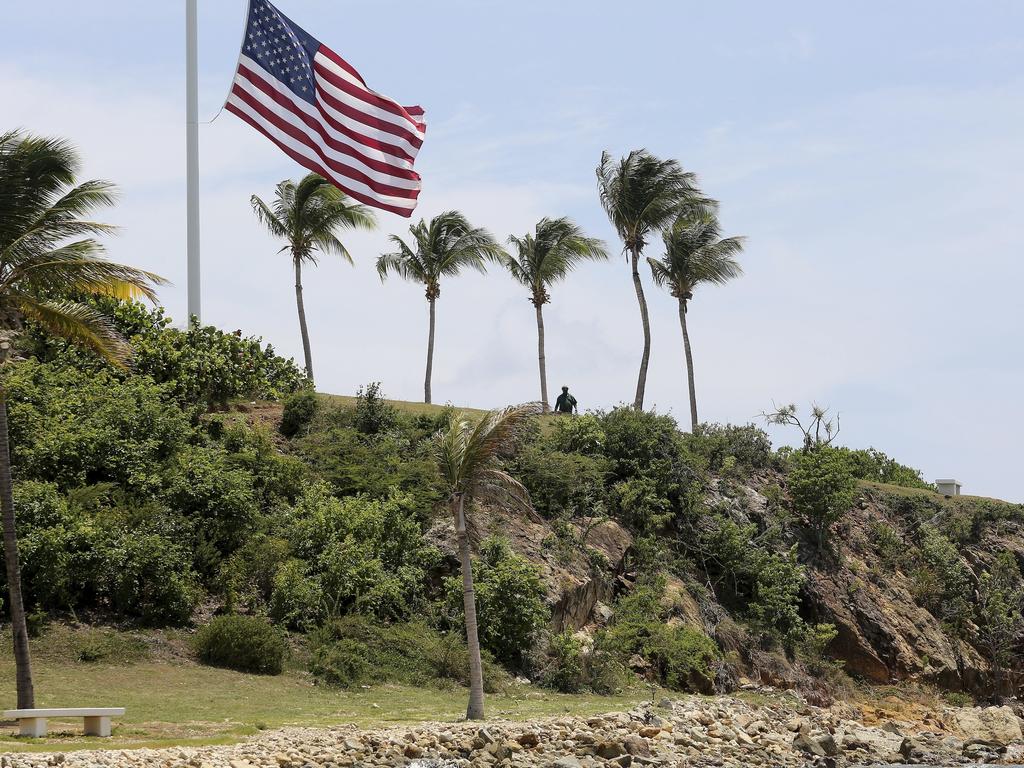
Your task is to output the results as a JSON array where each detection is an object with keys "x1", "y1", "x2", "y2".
[{"x1": 3, "y1": 297, "x2": 1022, "y2": 700}]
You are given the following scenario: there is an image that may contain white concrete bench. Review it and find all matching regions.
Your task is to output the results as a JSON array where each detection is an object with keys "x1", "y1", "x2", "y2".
[{"x1": 3, "y1": 707, "x2": 125, "y2": 737}]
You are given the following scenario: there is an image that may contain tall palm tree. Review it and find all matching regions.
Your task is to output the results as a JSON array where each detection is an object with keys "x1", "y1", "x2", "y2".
[
  {"x1": 502, "y1": 218, "x2": 608, "y2": 411},
  {"x1": 433, "y1": 403, "x2": 541, "y2": 720},
  {"x1": 596, "y1": 150, "x2": 708, "y2": 409},
  {"x1": 648, "y1": 212, "x2": 744, "y2": 430},
  {"x1": 0, "y1": 130, "x2": 165, "y2": 708},
  {"x1": 251, "y1": 174, "x2": 376, "y2": 386},
  {"x1": 377, "y1": 211, "x2": 504, "y2": 404}
]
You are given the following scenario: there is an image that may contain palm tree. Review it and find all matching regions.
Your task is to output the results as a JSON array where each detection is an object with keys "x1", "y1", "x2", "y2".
[
  {"x1": 502, "y1": 218, "x2": 608, "y2": 411},
  {"x1": 433, "y1": 403, "x2": 541, "y2": 720},
  {"x1": 377, "y1": 212, "x2": 504, "y2": 404},
  {"x1": 648, "y1": 212, "x2": 744, "y2": 430},
  {"x1": 596, "y1": 150, "x2": 708, "y2": 409},
  {"x1": 0, "y1": 130, "x2": 165, "y2": 708},
  {"x1": 251, "y1": 174, "x2": 376, "y2": 386}
]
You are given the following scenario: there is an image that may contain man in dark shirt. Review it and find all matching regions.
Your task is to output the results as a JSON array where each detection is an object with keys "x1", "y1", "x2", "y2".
[{"x1": 554, "y1": 386, "x2": 577, "y2": 414}]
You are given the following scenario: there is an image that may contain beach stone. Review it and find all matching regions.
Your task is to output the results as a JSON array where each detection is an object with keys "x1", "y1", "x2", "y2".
[{"x1": 951, "y1": 706, "x2": 1024, "y2": 745}]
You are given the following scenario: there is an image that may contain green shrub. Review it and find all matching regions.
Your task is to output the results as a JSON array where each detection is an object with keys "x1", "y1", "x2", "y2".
[
  {"x1": 515, "y1": 446, "x2": 608, "y2": 519},
  {"x1": 591, "y1": 407, "x2": 703, "y2": 534},
  {"x1": 592, "y1": 578, "x2": 720, "y2": 692},
  {"x1": 788, "y1": 447, "x2": 857, "y2": 548},
  {"x1": 540, "y1": 631, "x2": 585, "y2": 693},
  {"x1": 548, "y1": 414, "x2": 606, "y2": 455},
  {"x1": 11, "y1": 481, "x2": 199, "y2": 624},
  {"x1": 645, "y1": 625, "x2": 720, "y2": 692},
  {"x1": 287, "y1": 484, "x2": 439, "y2": 621},
  {"x1": 221, "y1": 422, "x2": 308, "y2": 505},
  {"x1": 163, "y1": 445, "x2": 258, "y2": 573},
  {"x1": 839, "y1": 447, "x2": 931, "y2": 490},
  {"x1": 911, "y1": 526, "x2": 973, "y2": 642},
  {"x1": 747, "y1": 547, "x2": 808, "y2": 648},
  {"x1": 353, "y1": 382, "x2": 397, "y2": 435},
  {"x1": 195, "y1": 615, "x2": 287, "y2": 675},
  {"x1": 293, "y1": 422, "x2": 442, "y2": 519},
  {"x1": 944, "y1": 691, "x2": 974, "y2": 708},
  {"x1": 684, "y1": 423, "x2": 775, "y2": 476},
  {"x1": 24, "y1": 298, "x2": 306, "y2": 410},
  {"x1": 871, "y1": 521, "x2": 904, "y2": 568},
  {"x1": 443, "y1": 538, "x2": 547, "y2": 670},
  {"x1": 610, "y1": 476, "x2": 675, "y2": 533},
  {"x1": 308, "y1": 615, "x2": 509, "y2": 690},
  {"x1": 3, "y1": 361, "x2": 194, "y2": 494},
  {"x1": 586, "y1": 648, "x2": 632, "y2": 694},
  {"x1": 599, "y1": 407, "x2": 697, "y2": 483},
  {"x1": 280, "y1": 390, "x2": 318, "y2": 438},
  {"x1": 98, "y1": 532, "x2": 199, "y2": 624},
  {"x1": 221, "y1": 534, "x2": 292, "y2": 611},
  {"x1": 796, "y1": 623, "x2": 840, "y2": 676},
  {"x1": 269, "y1": 558, "x2": 324, "y2": 630}
]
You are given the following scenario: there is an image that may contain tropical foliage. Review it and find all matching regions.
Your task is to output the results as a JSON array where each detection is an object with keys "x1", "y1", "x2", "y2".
[
  {"x1": 501, "y1": 217, "x2": 607, "y2": 409},
  {"x1": 251, "y1": 173, "x2": 376, "y2": 385},
  {"x1": 377, "y1": 212, "x2": 504, "y2": 404},
  {"x1": 432, "y1": 402, "x2": 541, "y2": 719},
  {"x1": 596, "y1": 150, "x2": 707, "y2": 409},
  {"x1": 0, "y1": 130, "x2": 165, "y2": 707},
  {"x1": 648, "y1": 212, "x2": 744, "y2": 430}
]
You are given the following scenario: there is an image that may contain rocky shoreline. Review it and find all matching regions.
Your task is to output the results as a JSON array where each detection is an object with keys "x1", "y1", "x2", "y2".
[{"x1": 2, "y1": 694, "x2": 1024, "y2": 768}]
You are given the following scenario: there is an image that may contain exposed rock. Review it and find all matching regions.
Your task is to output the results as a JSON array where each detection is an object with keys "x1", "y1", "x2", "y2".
[
  {"x1": 948, "y1": 705, "x2": 1024, "y2": 745},
  {"x1": 424, "y1": 506, "x2": 632, "y2": 634}
]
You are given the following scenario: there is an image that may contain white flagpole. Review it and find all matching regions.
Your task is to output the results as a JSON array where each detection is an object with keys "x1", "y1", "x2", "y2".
[{"x1": 186, "y1": 0, "x2": 201, "y2": 322}]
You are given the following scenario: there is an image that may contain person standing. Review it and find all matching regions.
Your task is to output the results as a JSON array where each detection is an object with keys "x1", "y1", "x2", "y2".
[{"x1": 554, "y1": 386, "x2": 578, "y2": 415}]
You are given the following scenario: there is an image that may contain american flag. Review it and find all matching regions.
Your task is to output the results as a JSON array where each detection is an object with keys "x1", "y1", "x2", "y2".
[{"x1": 226, "y1": 0, "x2": 425, "y2": 217}]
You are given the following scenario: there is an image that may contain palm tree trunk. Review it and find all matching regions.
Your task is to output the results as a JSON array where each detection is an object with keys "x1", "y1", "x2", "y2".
[
  {"x1": 0, "y1": 387, "x2": 35, "y2": 709},
  {"x1": 535, "y1": 303, "x2": 549, "y2": 412},
  {"x1": 294, "y1": 258, "x2": 314, "y2": 385},
  {"x1": 424, "y1": 297, "x2": 436, "y2": 404},
  {"x1": 631, "y1": 247, "x2": 651, "y2": 410},
  {"x1": 453, "y1": 494, "x2": 485, "y2": 720},
  {"x1": 678, "y1": 298, "x2": 698, "y2": 431}
]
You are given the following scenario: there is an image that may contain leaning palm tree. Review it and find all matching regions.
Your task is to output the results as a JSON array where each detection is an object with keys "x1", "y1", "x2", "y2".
[
  {"x1": 251, "y1": 174, "x2": 376, "y2": 385},
  {"x1": 596, "y1": 150, "x2": 709, "y2": 409},
  {"x1": 648, "y1": 212, "x2": 744, "y2": 430},
  {"x1": 0, "y1": 130, "x2": 165, "y2": 708},
  {"x1": 377, "y1": 211, "x2": 504, "y2": 404},
  {"x1": 434, "y1": 403, "x2": 541, "y2": 720},
  {"x1": 501, "y1": 218, "x2": 608, "y2": 410}
]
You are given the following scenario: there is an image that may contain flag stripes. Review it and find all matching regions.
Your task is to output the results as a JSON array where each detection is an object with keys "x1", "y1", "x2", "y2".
[{"x1": 226, "y1": 0, "x2": 425, "y2": 216}]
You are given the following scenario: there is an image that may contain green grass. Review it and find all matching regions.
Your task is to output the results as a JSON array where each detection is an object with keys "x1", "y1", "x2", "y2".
[
  {"x1": 860, "y1": 479, "x2": 1021, "y2": 507},
  {"x1": 0, "y1": 627, "x2": 648, "y2": 752},
  {"x1": 317, "y1": 392, "x2": 571, "y2": 435},
  {"x1": 318, "y1": 393, "x2": 488, "y2": 420}
]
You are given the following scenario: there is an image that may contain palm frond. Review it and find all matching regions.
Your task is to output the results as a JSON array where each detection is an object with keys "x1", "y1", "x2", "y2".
[
  {"x1": 434, "y1": 403, "x2": 542, "y2": 503},
  {"x1": 649, "y1": 212, "x2": 745, "y2": 298},
  {"x1": 12, "y1": 294, "x2": 132, "y2": 367},
  {"x1": 379, "y1": 211, "x2": 500, "y2": 292},
  {"x1": 250, "y1": 195, "x2": 288, "y2": 239},
  {"x1": 251, "y1": 173, "x2": 375, "y2": 266},
  {"x1": 596, "y1": 149, "x2": 706, "y2": 252},
  {"x1": 2, "y1": 243, "x2": 166, "y2": 301}
]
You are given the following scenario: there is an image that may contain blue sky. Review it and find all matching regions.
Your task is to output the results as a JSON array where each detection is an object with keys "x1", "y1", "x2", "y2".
[{"x1": 5, "y1": 2, "x2": 1024, "y2": 500}]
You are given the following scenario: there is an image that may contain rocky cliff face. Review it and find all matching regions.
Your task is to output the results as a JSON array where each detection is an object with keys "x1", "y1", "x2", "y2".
[
  {"x1": 442, "y1": 471, "x2": 1023, "y2": 698},
  {"x1": 425, "y1": 505, "x2": 633, "y2": 635}
]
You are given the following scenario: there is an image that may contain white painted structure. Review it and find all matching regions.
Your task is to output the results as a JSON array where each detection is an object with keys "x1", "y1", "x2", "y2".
[
  {"x1": 3, "y1": 707, "x2": 125, "y2": 737},
  {"x1": 935, "y1": 479, "x2": 962, "y2": 496}
]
